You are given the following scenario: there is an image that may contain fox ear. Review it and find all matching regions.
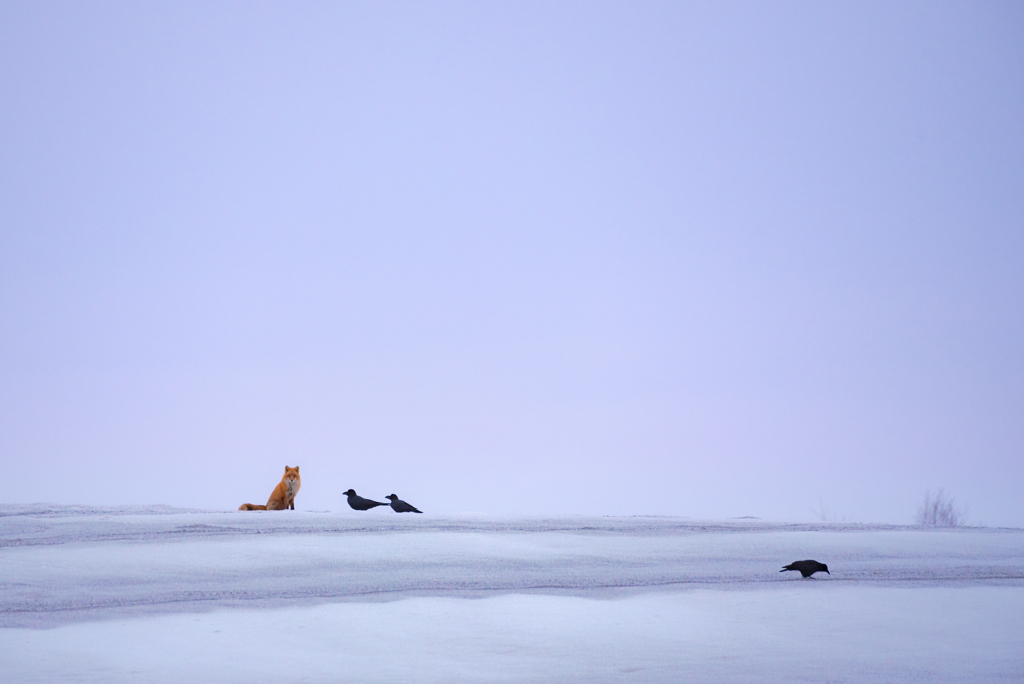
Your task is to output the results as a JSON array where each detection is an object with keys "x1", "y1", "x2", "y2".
[
  {"x1": 284, "y1": 465, "x2": 290, "y2": 470},
  {"x1": 295, "y1": 466, "x2": 299, "y2": 472}
]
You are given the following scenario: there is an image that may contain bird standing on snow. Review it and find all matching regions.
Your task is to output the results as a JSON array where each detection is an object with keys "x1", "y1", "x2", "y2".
[
  {"x1": 385, "y1": 494, "x2": 422, "y2": 513},
  {"x1": 780, "y1": 560, "x2": 830, "y2": 578},
  {"x1": 343, "y1": 489, "x2": 388, "y2": 511}
]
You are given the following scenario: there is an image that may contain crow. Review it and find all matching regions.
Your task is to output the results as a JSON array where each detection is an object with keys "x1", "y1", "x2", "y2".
[
  {"x1": 385, "y1": 494, "x2": 422, "y2": 513},
  {"x1": 343, "y1": 489, "x2": 388, "y2": 511},
  {"x1": 780, "y1": 560, "x2": 830, "y2": 578}
]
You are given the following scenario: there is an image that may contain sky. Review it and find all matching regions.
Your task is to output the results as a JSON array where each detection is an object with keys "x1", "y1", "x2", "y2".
[{"x1": 1, "y1": 1, "x2": 1022, "y2": 525}]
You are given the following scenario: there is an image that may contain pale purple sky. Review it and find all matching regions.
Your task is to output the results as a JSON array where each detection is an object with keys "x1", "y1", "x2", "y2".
[{"x1": 1, "y1": 1, "x2": 1022, "y2": 525}]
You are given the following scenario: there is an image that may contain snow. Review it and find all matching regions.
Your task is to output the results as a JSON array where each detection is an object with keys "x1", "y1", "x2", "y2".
[{"x1": 2, "y1": 505, "x2": 1023, "y2": 682}]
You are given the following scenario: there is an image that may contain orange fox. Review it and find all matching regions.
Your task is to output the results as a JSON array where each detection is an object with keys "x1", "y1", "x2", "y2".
[{"x1": 239, "y1": 466, "x2": 301, "y2": 511}]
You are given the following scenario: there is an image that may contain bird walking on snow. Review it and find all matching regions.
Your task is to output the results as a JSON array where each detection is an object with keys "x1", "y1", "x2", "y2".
[
  {"x1": 385, "y1": 494, "x2": 422, "y2": 513},
  {"x1": 780, "y1": 560, "x2": 830, "y2": 578},
  {"x1": 343, "y1": 489, "x2": 388, "y2": 511}
]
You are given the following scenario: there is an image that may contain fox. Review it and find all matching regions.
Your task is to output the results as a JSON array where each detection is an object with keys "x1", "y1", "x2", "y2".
[{"x1": 239, "y1": 466, "x2": 301, "y2": 511}]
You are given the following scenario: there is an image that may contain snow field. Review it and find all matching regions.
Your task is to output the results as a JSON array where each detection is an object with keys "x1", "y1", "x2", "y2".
[
  {"x1": 1, "y1": 506, "x2": 1022, "y2": 682},
  {"x1": 3, "y1": 587, "x2": 1023, "y2": 683}
]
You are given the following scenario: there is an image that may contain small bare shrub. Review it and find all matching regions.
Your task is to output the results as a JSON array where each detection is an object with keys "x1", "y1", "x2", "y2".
[
  {"x1": 916, "y1": 488, "x2": 968, "y2": 527},
  {"x1": 812, "y1": 497, "x2": 848, "y2": 523}
]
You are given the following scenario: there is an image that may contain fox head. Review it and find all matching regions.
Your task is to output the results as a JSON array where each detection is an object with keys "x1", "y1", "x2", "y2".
[{"x1": 283, "y1": 466, "x2": 300, "y2": 481}]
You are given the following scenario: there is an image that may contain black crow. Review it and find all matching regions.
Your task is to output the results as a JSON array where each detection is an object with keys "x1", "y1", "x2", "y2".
[
  {"x1": 780, "y1": 560, "x2": 830, "y2": 578},
  {"x1": 385, "y1": 494, "x2": 422, "y2": 513},
  {"x1": 343, "y1": 489, "x2": 388, "y2": 511}
]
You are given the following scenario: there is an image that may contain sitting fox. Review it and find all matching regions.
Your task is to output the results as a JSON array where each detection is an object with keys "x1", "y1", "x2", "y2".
[{"x1": 239, "y1": 466, "x2": 301, "y2": 511}]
